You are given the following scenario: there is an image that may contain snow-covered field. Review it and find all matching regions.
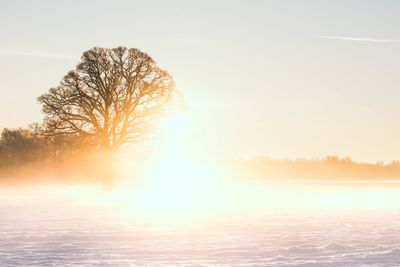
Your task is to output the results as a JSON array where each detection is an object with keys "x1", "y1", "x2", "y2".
[{"x1": 1, "y1": 183, "x2": 400, "y2": 266}]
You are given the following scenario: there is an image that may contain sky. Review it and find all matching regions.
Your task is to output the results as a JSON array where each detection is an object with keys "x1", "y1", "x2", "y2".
[{"x1": 1, "y1": 0, "x2": 400, "y2": 162}]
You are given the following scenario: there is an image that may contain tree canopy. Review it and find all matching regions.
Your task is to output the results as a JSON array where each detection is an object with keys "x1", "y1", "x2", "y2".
[{"x1": 38, "y1": 46, "x2": 174, "y2": 153}]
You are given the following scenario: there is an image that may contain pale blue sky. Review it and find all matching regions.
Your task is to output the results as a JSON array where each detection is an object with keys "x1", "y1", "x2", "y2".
[{"x1": 1, "y1": 0, "x2": 400, "y2": 162}]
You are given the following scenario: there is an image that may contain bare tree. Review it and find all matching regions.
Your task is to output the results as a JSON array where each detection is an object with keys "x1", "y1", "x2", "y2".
[{"x1": 38, "y1": 46, "x2": 174, "y2": 188}]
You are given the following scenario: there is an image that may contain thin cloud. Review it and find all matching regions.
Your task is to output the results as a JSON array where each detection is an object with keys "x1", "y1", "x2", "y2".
[
  {"x1": 0, "y1": 48, "x2": 78, "y2": 60},
  {"x1": 319, "y1": 35, "x2": 400, "y2": 43}
]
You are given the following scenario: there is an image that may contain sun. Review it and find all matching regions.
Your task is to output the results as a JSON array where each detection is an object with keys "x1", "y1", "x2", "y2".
[
  {"x1": 134, "y1": 110, "x2": 217, "y2": 224},
  {"x1": 159, "y1": 111, "x2": 191, "y2": 137},
  {"x1": 108, "y1": 110, "x2": 221, "y2": 225}
]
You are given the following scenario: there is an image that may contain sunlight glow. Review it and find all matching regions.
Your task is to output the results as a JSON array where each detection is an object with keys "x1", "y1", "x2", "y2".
[
  {"x1": 96, "y1": 110, "x2": 400, "y2": 229},
  {"x1": 113, "y1": 110, "x2": 225, "y2": 226}
]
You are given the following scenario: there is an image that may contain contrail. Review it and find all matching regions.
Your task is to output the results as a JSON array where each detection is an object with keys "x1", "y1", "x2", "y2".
[
  {"x1": 0, "y1": 48, "x2": 78, "y2": 60},
  {"x1": 318, "y1": 35, "x2": 400, "y2": 43}
]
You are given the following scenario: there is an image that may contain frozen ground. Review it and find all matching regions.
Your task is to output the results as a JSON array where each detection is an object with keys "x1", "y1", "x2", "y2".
[{"x1": 1, "y1": 183, "x2": 400, "y2": 266}]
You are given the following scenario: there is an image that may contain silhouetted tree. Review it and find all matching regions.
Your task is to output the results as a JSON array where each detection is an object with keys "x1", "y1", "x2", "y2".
[{"x1": 38, "y1": 47, "x2": 174, "y2": 189}]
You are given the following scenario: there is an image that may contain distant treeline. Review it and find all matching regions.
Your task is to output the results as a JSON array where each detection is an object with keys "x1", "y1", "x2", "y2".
[
  {"x1": 223, "y1": 156, "x2": 400, "y2": 180},
  {"x1": 2, "y1": 127, "x2": 400, "y2": 182},
  {"x1": 0, "y1": 126, "x2": 100, "y2": 183}
]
